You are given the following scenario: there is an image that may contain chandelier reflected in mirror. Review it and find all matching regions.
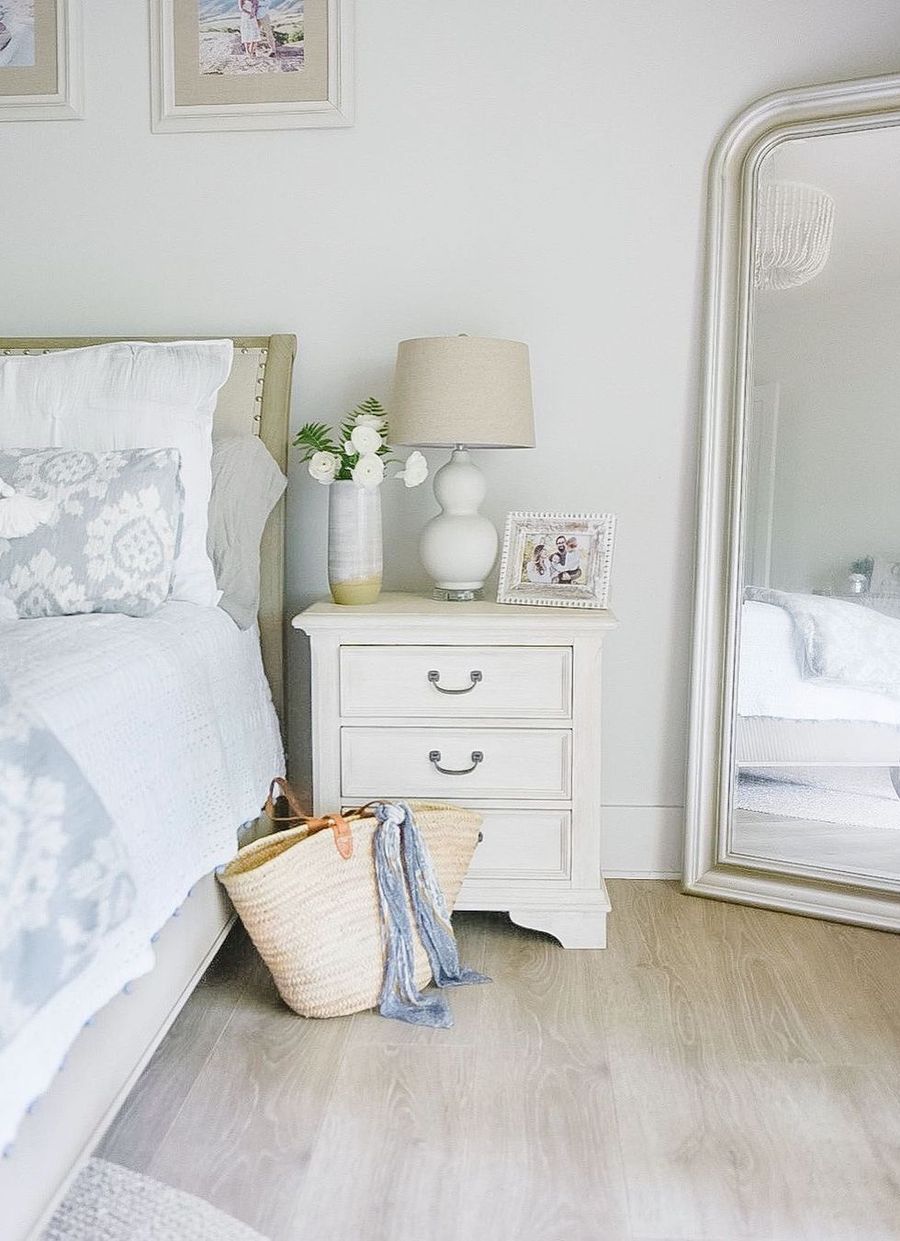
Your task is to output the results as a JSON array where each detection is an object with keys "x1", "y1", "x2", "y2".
[{"x1": 754, "y1": 181, "x2": 834, "y2": 290}]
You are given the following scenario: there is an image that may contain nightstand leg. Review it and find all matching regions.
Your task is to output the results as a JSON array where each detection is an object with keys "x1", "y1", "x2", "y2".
[{"x1": 508, "y1": 904, "x2": 608, "y2": 949}]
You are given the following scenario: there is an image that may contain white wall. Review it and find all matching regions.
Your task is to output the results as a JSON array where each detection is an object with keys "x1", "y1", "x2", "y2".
[
  {"x1": 754, "y1": 285, "x2": 900, "y2": 597},
  {"x1": 750, "y1": 130, "x2": 900, "y2": 598},
  {"x1": 4, "y1": 1, "x2": 900, "y2": 875}
]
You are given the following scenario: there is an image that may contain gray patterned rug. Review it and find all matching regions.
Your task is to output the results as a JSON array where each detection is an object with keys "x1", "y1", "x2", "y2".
[{"x1": 44, "y1": 1158, "x2": 269, "y2": 1241}]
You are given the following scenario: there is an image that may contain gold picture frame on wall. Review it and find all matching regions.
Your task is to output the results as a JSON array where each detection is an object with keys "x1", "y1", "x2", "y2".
[
  {"x1": 0, "y1": 0, "x2": 82, "y2": 122},
  {"x1": 151, "y1": 0, "x2": 353, "y2": 132}
]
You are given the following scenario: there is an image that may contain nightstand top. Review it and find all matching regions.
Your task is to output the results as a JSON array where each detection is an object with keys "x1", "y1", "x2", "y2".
[{"x1": 293, "y1": 591, "x2": 618, "y2": 632}]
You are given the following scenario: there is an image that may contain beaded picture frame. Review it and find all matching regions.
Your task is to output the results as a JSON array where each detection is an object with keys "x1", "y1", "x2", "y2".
[{"x1": 497, "y1": 510, "x2": 616, "y2": 609}]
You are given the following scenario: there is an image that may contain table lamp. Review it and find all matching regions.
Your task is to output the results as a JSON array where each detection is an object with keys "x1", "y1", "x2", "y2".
[{"x1": 391, "y1": 336, "x2": 535, "y2": 601}]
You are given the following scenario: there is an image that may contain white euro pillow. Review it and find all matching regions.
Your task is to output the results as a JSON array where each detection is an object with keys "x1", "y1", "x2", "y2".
[
  {"x1": 208, "y1": 435, "x2": 287, "y2": 629},
  {"x1": 0, "y1": 339, "x2": 234, "y2": 607}
]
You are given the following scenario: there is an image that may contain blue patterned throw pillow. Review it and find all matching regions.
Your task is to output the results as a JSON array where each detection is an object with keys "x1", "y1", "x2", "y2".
[{"x1": 0, "y1": 447, "x2": 184, "y2": 618}]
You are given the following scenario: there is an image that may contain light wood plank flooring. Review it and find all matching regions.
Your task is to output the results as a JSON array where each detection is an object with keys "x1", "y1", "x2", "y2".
[{"x1": 99, "y1": 882, "x2": 900, "y2": 1241}]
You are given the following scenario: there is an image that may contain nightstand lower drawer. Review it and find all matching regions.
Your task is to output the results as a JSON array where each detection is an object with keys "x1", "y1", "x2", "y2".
[
  {"x1": 341, "y1": 727, "x2": 572, "y2": 800},
  {"x1": 468, "y1": 808, "x2": 571, "y2": 881}
]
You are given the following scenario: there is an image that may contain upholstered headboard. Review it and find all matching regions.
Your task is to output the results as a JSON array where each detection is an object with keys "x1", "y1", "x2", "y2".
[{"x1": 0, "y1": 335, "x2": 296, "y2": 724}]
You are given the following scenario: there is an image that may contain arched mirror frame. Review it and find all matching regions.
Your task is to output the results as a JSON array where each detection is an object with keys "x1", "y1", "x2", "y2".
[{"x1": 684, "y1": 73, "x2": 900, "y2": 931}]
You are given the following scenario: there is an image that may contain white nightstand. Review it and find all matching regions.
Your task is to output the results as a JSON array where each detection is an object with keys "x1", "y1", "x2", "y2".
[{"x1": 293, "y1": 593, "x2": 618, "y2": 948}]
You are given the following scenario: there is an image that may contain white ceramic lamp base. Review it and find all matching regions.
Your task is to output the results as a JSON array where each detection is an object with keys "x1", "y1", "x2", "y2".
[{"x1": 419, "y1": 448, "x2": 498, "y2": 601}]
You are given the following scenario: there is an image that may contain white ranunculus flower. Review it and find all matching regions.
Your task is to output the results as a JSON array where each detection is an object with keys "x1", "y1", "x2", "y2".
[
  {"x1": 397, "y1": 450, "x2": 428, "y2": 488},
  {"x1": 354, "y1": 411, "x2": 387, "y2": 431},
  {"x1": 308, "y1": 451, "x2": 338, "y2": 484},
  {"x1": 349, "y1": 424, "x2": 382, "y2": 456},
  {"x1": 352, "y1": 453, "x2": 385, "y2": 490}
]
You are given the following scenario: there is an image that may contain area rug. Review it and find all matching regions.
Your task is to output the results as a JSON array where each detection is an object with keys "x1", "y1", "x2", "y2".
[
  {"x1": 737, "y1": 766, "x2": 900, "y2": 831},
  {"x1": 44, "y1": 1158, "x2": 269, "y2": 1241}
]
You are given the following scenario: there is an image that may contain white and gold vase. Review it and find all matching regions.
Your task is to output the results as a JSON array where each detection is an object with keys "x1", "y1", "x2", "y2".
[{"x1": 327, "y1": 481, "x2": 383, "y2": 606}]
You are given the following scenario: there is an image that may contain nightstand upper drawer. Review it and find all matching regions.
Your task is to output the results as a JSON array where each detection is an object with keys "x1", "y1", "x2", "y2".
[
  {"x1": 339, "y1": 645, "x2": 572, "y2": 719},
  {"x1": 341, "y1": 727, "x2": 572, "y2": 799}
]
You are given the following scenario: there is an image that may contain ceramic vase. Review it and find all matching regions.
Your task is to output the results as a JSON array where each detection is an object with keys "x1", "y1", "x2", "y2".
[{"x1": 327, "y1": 480, "x2": 382, "y2": 605}]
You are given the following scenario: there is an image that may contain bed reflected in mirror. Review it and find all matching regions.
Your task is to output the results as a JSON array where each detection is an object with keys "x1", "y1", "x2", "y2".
[{"x1": 730, "y1": 126, "x2": 900, "y2": 884}]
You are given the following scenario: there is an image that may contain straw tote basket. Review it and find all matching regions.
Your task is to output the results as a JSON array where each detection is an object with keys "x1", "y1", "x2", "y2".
[{"x1": 218, "y1": 787, "x2": 482, "y2": 1019}]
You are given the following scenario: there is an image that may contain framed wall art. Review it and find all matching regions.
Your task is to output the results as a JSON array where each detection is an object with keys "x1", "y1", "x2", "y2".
[
  {"x1": 151, "y1": 0, "x2": 353, "y2": 132},
  {"x1": 497, "y1": 511, "x2": 617, "y2": 610},
  {"x1": 0, "y1": 0, "x2": 82, "y2": 122},
  {"x1": 868, "y1": 555, "x2": 900, "y2": 596}
]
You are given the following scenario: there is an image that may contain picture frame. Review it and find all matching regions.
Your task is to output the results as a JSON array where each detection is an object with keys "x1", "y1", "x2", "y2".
[
  {"x1": 497, "y1": 511, "x2": 617, "y2": 610},
  {"x1": 151, "y1": 0, "x2": 353, "y2": 133},
  {"x1": 0, "y1": 0, "x2": 82, "y2": 122},
  {"x1": 868, "y1": 555, "x2": 900, "y2": 596}
]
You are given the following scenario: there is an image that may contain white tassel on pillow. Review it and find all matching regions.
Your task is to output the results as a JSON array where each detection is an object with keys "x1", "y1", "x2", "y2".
[{"x1": 0, "y1": 477, "x2": 55, "y2": 538}]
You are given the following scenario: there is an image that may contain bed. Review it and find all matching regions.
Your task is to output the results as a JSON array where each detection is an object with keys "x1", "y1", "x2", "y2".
[
  {"x1": 0, "y1": 334, "x2": 295, "y2": 1241},
  {"x1": 736, "y1": 593, "x2": 900, "y2": 832}
]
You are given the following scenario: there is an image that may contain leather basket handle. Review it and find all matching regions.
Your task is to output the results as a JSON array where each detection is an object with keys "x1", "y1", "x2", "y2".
[
  {"x1": 312, "y1": 813, "x2": 354, "y2": 860},
  {"x1": 263, "y1": 778, "x2": 376, "y2": 860},
  {"x1": 265, "y1": 777, "x2": 308, "y2": 824}
]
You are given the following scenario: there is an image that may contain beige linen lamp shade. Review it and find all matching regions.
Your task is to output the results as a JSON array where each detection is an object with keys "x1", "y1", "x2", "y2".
[
  {"x1": 391, "y1": 336, "x2": 535, "y2": 448},
  {"x1": 392, "y1": 334, "x2": 535, "y2": 601}
]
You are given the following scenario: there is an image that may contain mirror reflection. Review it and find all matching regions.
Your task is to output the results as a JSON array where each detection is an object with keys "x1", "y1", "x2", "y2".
[{"x1": 733, "y1": 127, "x2": 900, "y2": 881}]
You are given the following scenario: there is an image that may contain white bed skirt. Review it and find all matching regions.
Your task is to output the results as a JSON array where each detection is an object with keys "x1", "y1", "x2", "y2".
[{"x1": 737, "y1": 715, "x2": 900, "y2": 766}]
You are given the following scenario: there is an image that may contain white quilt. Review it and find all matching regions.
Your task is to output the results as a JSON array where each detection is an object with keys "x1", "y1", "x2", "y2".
[
  {"x1": 738, "y1": 600, "x2": 900, "y2": 727},
  {"x1": 0, "y1": 603, "x2": 283, "y2": 1151},
  {"x1": 746, "y1": 587, "x2": 900, "y2": 697}
]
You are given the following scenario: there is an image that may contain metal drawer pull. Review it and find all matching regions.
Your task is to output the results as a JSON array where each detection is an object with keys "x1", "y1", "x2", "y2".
[
  {"x1": 428, "y1": 749, "x2": 483, "y2": 775},
  {"x1": 427, "y1": 669, "x2": 483, "y2": 694}
]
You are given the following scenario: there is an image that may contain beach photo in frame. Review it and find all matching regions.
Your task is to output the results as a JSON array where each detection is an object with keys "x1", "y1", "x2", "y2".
[
  {"x1": 0, "y1": 0, "x2": 81, "y2": 121},
  {"x1": 152, "y1": 0, "x2": 353, "y2": 132},
  {"x1": 497, "y1": 511, "x2": 617, "y2": 610}
]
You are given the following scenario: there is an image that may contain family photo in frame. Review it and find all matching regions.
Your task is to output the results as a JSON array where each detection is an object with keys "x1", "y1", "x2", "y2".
[
  {"x1": 497, "y1": 511, "x2": 617, "y2": 609},
  {"x1": 152, "y1": 0, "x2": 352, "y2": 131}
]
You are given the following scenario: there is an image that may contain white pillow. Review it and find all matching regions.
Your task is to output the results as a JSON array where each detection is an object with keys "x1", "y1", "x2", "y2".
[
  {"x1": 0, "y1": 339, "x2": 234, "y2": 606},
  {"x1": 208, "y1": 435, "x2": 287, "y2": 629}
]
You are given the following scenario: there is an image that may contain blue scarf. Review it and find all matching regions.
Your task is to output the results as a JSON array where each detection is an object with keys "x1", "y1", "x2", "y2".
[{"x1": 372, "y1": 801, "x2": 489, "y2": 1027}]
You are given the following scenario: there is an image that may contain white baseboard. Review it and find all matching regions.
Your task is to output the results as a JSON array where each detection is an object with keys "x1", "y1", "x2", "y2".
[{"x1": 601, "y1": 804, "x2": 683, "y2": 878}]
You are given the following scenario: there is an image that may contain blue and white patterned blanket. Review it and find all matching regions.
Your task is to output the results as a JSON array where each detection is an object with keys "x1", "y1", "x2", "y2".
[
  {"x1": 0, "y1": 602, "x2": 283, "y2": 1152},
  {"x1": 0, "y1": 674, "x2": 135, "y2": 1051}
]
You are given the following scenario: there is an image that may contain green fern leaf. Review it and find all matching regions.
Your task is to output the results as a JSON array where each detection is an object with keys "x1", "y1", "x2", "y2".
[{"x1": 292, "y1": 421, "x2": 338, "y2": 460}]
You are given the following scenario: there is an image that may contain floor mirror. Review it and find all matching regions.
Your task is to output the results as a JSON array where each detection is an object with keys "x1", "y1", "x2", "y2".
[{"x1": 685, "y1": 73, "x2": 900, "y2": 930}]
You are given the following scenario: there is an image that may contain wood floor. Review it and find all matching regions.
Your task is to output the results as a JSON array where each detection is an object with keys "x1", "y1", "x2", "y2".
[{"x1": 99, "y1": 882, "x2": 900, "y2": 1241}]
